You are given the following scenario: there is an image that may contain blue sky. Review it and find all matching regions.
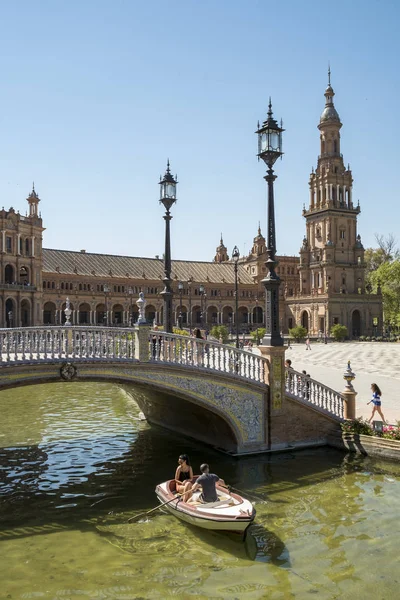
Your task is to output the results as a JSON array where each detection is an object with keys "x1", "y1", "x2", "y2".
[{"x1": 0, "y1": 0, "x2": 399, "y2": 262}]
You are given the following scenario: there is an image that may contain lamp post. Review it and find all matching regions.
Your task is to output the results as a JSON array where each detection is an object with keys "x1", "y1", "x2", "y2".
[
  {"x1": 256, "y1": 99, "x2": 284, "y2": 346},
  {"x1": 128, "y1": 286, "x2": 134, "y2": 325},
  {"x1": 232, "y1": 245, "x2": 240, "y2": 349},
  {"x1": 159, "y1": 160, "x2": 178, "y2": 334},
  {"x1": 188, "y1": 277, "x2": 192, "y2": 333},
  {"x1": 199, "y1": 284, "x2": 205, "y2": 329},
  {"x1": 178, "y1": 281, "x2": 183, "y2": 329},
  {"x1": 103, "y1": 284, "x2": 110, "y2": 326}
]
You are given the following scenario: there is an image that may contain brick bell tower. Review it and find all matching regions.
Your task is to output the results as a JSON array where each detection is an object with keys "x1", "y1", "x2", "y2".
[{"x1": 288, "y1": 70, "x2": 382, "y2": 337}]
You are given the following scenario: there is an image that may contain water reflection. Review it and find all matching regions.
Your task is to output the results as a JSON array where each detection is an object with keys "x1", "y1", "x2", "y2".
[{"x1": 0, "y1": 382, "x2": 400, "y2": 599}]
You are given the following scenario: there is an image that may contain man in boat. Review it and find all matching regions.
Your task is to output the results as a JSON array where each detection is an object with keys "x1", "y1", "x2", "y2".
[{"x1": 188, "y1": 463, "x2": 227, "y2": 503}]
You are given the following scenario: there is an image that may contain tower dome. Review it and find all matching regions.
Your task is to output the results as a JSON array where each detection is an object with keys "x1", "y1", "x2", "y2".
[{"x1": 320, "y1": 69, "x2": 341, "y2": 124}]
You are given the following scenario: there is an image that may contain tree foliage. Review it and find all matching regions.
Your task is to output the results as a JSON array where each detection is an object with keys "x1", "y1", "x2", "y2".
[
  {"x1": 250, "y1": 328, "x2": 266, "y2": 343},
  {"x1": 365, "y1": 233, "x2": 400, "y2": 326},
  {"x1": 288, "y1": 325, "x2": 308, "y2": 341},
  {"x1": 209, "y1": 325, "x2": 229, "y2": 343},
  {"x1": 330, "y1": 324, "x2": 348, "y2": 341}
]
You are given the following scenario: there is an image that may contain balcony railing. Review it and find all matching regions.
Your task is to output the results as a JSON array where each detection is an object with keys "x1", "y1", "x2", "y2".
[{"x1": 0, "y1": 283, "x2": 37, "y2": 291}]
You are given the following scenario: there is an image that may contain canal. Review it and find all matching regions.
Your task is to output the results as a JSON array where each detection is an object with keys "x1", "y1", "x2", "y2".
[{"x1": 1, "y1": 382, "x2": 399, "y2": 599}]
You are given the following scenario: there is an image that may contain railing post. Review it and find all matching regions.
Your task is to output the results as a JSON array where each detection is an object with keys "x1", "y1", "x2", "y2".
[
  {"x1": 258, "y1": 345, "x2": 286, "y2": 412},
  {"x1": 134, "y1": 324, "x2": 151, "y2": 362},
  {"x1": 342, "y1": 360, "x2": 357, "y2": 420}
]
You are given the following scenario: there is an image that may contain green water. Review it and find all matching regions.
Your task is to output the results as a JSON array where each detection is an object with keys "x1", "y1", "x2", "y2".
[{"x1": 1, "y1": 383, "x2": 400, "y2": 600}]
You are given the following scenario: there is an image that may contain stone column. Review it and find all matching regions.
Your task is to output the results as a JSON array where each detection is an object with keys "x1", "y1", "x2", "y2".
[
  {"x1": 258, "y1": 345, "x2": 286, "y2": 414},
  {"x1": 342, "y1": 361, "x2": 357, "y2": 419},
  {"x1": 134, "y1": 324, "x2": 151, "y2": 362}
]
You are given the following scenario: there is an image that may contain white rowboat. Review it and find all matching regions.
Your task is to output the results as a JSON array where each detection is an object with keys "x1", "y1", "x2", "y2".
[{"x1": 155, "y1": 479, "x2": 256, "y2": 534}]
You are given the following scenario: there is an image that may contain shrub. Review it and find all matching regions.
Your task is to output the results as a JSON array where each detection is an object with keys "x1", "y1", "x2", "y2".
[
  {"x1": 341, "y1": 418, "x2": 373, "y2": 436},
  {"x1": 330, "y1": 324, "x2": 348, "y2": 341},
  {"x1": 250, "y1": 328, "x2": 265, "y2": 343},
  {"x1": 358, "y1": 336, "x2": 366, "y2": 342},
  {"x1": 209, "y1": 325, "x2": 229, "y2": 344},
  {"x1": 288, "y1": 325, "x2": 308, "y2": 341},
  {"x1": 365, "y1": 336, "x2": 371, "y2": 341},
  {"x1": 173, "y1": 327, "x2": 189, "y2": 336},
  {"x1": 382, "y1": 425, "x2": 400, "y2": 440}
]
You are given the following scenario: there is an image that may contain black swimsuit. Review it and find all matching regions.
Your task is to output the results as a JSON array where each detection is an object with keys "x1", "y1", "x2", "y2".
[{"x1": 178, "y1": 469, "x2": 191, "y2": 482}]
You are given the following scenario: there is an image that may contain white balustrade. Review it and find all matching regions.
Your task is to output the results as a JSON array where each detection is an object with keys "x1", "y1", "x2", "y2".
[
  {"x1": 149, "y1": 331, "x2": 267, "y2": 385},
  {"x1": 0, "y1": 326, "x2": 135, "y2": 365},
  {"x1": 285, "y1": 368, "x2": 344, "y2": 418}
]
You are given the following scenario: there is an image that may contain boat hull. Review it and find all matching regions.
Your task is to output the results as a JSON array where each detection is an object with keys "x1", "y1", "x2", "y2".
[{"x1": 155, "y1": 480, "x2": 255, "y2": 534}]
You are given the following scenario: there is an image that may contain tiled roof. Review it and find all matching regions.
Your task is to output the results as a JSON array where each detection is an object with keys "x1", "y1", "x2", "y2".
[{"x1": 42, "y1": 248, "x2": 255, "y2": 285}]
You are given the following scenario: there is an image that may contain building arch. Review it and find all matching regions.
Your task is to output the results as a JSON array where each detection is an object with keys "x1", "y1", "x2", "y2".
[
  {"x1": 20, "y1": 298, "x2": 31, "y2": 326},
  {"x1": 19, "y1": 265, "x2": 29, "y2": 285},
  {"x1": 95, "y1": 303, "x2": 106, "y2": 325},
  {"x1": 351, "y1": 309, "x2": 361, "y2": 338},
  {"x1": 191, "y1": 304, "x2": 201, "y2": 326},
  {"x1": 79, "y1": 302, "x2": 91, "y2": 324},
  {"x1": 301, "y1": 310, "x2": 309, "y2": 331},
  {"x1": 207, "y1": 305, "x2": 218, "y2": 326},
  {"x1": 5, "y1": 264, "x2": 14, "y2": 284},
  {"x1": 238, "y1": 306, "x2": 249, "y2": 325},
  {"x1": 112, "y1": 303, "x2": 124, "y2": 325},
  {"x1": 253, "y1": 306, "x2": 263, "y2": 324},
  {"x1": 145, "y1": 304, "x2": 156, "y2": 324},
  {"x1": 222, "y1": 305, "x2": 233, "y2": 326},
  {"x1": 43, "y1": 301, "x2": 57, "y2": 325},
  {"x1": 5, "y1": 298, "x2": 16, "y2": 327}
]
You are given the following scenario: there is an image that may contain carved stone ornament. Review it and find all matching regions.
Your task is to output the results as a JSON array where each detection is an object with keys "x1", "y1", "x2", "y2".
[{"x1": 60, "y1": 362, "x2": 77, "y2": 381}]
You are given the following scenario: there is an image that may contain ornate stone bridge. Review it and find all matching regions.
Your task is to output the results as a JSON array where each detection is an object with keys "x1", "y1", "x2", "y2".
[{"x1": 0, "y1": 325, "x2": 347, "y2": 454}]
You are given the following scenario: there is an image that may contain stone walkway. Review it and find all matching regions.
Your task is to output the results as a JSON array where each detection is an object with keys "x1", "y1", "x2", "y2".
[{"x1": 284, "y1": 341, "x2": 400, "y2": 424}]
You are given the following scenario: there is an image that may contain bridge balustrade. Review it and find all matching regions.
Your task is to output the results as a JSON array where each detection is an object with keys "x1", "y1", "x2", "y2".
[
  {"x1": 149, "y1": 331, "x2": 267, "y2": 385},
  {"x1": 0, "y1": 326, "x2": 135, "y2": 364},
  {"x1": 285, "y1": 368, "x2": 344, "y2": 418}
]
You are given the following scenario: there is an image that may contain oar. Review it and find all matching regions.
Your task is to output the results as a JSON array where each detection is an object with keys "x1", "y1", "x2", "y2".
[{"x1": 127, "y1": 492, "x2": 185, "y2": 523}]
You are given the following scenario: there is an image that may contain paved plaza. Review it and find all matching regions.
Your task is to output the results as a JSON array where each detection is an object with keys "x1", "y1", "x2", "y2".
[{"x1": 284, "y1": 341, "x2": 400, "y2": 424}]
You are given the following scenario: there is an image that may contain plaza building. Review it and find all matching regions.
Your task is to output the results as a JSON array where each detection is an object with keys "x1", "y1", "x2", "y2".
[{"x1": 0, "y1": 76, "x2": 382, "y2": 336}]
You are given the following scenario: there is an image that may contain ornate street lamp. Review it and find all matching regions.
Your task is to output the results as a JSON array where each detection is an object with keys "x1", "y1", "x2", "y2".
[
  {"x1": 188, "y1": 277, "x2": 193, "y2": 332},
  {"x1": 103, "y1": 284, "x2": 110, "y2": 326},
  {"x1": 232, "y1": 245, "x2": 240, "y2": 349},
  {"x1": 178, "y1": 281, "x2": 183, "y2": 329},
  {"x1": 256, "y1": 99, "x2": 284, "y2": 346},
  {"x1": 199, "y1": 283, "x2": 205, "y2": 329},
  {"x1": 159, "y1": 160, "x2": 178, "y2": 333},
  {"x1": 128, "y1": 286, "x2": 134, "y2": 326}
]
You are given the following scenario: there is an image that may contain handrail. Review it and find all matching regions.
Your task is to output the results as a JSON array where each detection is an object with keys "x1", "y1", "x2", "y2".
[
  {"x1": 285, "y1": 367, "x2": 344, "y2": 418},
  {"x1": 0, "y1": 326, "x2": 135, "y2": 364},
  {"x1": 149, "y1": 330, "x2": 267, "y2": 385}
]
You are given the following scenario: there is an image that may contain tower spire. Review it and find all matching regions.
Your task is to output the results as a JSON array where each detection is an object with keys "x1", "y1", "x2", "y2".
[{"x1": 328, "y1": 62, "x2": 331, "y2": 86}]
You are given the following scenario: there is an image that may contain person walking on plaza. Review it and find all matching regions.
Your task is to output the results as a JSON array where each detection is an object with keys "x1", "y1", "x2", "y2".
[
  {"x1": 367, "y1": 383, "x2": 386, "y2": 424},
  {"x1": 305, "y1": 336, "x2": 311, "y2": 350}
]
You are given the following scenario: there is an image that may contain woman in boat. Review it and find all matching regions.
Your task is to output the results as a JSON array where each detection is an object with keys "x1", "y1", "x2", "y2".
[{"x1": 175, "y1": 454, "x2": 194, "y2": 500}]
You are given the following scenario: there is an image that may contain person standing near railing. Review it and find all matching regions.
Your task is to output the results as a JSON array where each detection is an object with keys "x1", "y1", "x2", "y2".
[{"x1": 192, "y1": 328, "x2": 204, "y2": 366}]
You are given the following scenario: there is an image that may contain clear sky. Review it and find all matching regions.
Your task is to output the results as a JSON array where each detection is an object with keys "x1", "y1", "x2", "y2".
[{"x1": 0, "y1": 0, "x2": 399, "y2": 263}]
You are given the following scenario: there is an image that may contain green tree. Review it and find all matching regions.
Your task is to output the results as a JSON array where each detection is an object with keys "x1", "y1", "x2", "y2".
[
  {"x1": 250, "y1": 328, "x2": 266, "y2": 343},
  {"x1": 288, "y1": 325, "x2": 308, "y2": 341},
  {"x1": 209, "y1": 325, "x2": 229, "y2": 343},
  {"x1": 365, "y1": 234, "x2": 400, "y2": 328},
  {"x1": 330, "y1": 324, "x2": 348, "y2": 341}
]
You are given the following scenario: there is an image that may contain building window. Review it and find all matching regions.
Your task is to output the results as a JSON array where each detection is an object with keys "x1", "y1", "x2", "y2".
[
  {"x1": 6, "y1": 237, "x2": 12, "y2": 253},
  {"x1": 340, "y1": 230, "x2": 345, "y2": 239},
  {"x1": 25, "y1": 238, "x2": 30, "y2": 255},
  {"x1": 288, "y1": 318, "x2": 293, "y2": 329}
]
